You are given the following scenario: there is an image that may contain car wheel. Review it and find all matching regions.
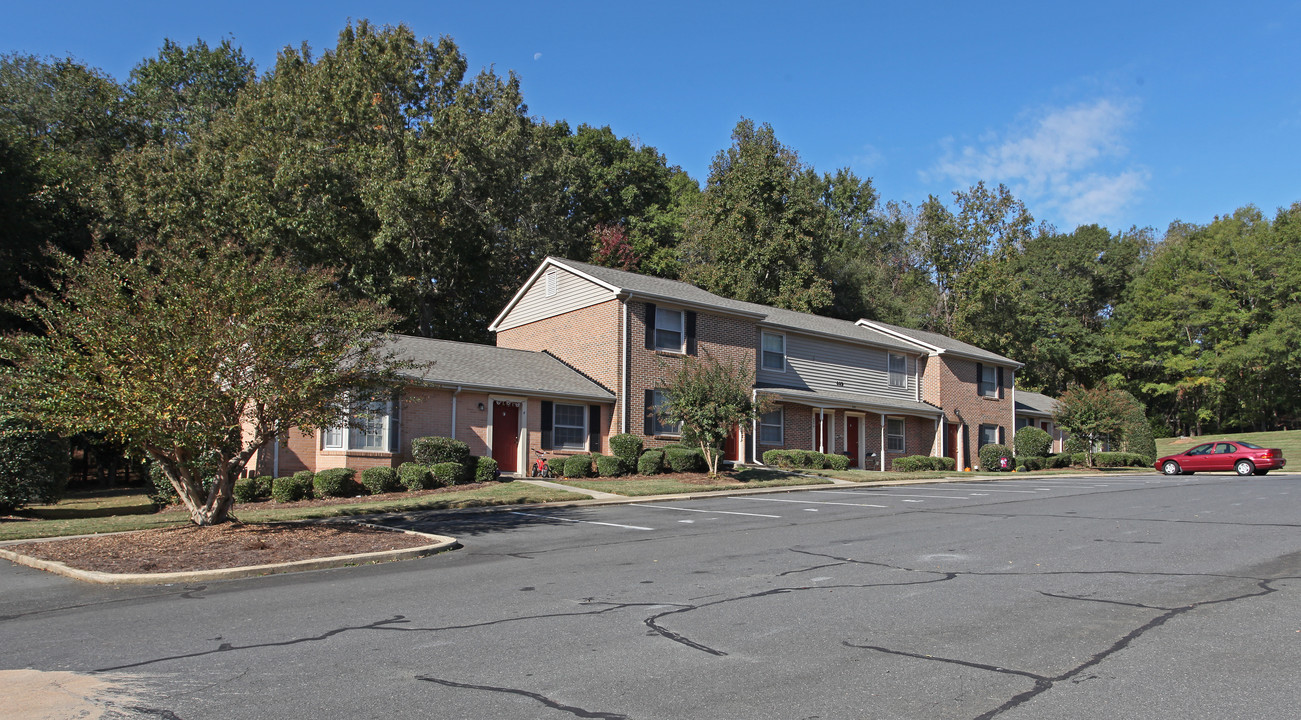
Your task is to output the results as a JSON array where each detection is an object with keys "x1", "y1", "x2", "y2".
[
  {"x1": 1235, "y1": 460, "x2": 1255, "y2": 476},
  {"x1": 1161, "y1": 461, "x2": 1181, "y2": 476}
]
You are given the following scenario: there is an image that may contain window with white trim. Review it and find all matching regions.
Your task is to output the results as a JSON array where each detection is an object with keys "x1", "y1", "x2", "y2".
[
  {"x1": 886, "y1": 417, "x2": 905, "y2": 453},
  {"x1": 761, "y1": 332, "x2": 786, "y2": 371},
  {"x1": 888, "y1": 353, "x2": 907, "y2": 388},
  {"x1": 979, "y1": 424, "x2": 999, "y2": 448},
  {"x1": 323, "y1": 395, "x2": 398, "y2": 452},
  {"x1": 654, "y1": 308, "x2": 684, "y2": 352},
  {"x1": 552, "y1": 403, "x2": 588, "y2": 450},
  {"x1": 759, "y1": 408, "x2": 784, "y2": 445},
  {"x1": 323, "y1": 426, "x2": 344, "y2": 450},
  {"x1": 979, "y1": 365, "x2": 998, "y2": 397},
  {"x1": 649, "y1": 389, "x2": 681, "y2": 436}
]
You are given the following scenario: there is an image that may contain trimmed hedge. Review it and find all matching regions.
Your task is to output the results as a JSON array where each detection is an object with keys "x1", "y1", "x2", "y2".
[
  {"x1": 978, "y1": 443, "x2": 1013, "y2": 471},
  {"x1": 762, "y1": 449, "x2": 825, "y2": 469},
  {"x1": 360, "y1": 466, "x2": 401, "y2": 494},
  {"x1": 430, "y1": 462, "x2": 464, "y2": 486},
  {"x1": 595, "y1": 455, "x2": 627, "y2": 477},
  {"x1": 664, "y1": 447, "x2": 706, "y2": 473},
  {"x1": 1020, "y1": 456, "x2": 1044, "y2": 472},
  {"x1": 271, "y1": 473, "x2": 313, "y2": 503},
  {"x1": 233, "y1": 475, "x2": 273, "y2": 503},
  {"x1": 563, "y1": 454, "x2": 596, "y2": 478},
  {"x1": 825, "y1": 454, "x2": 851, "y2": 471},
  {"x1": 890, "y1": 455, "x2": 952, "y2": 472},
  {"x1": 609, "y1": 433, "x2": 643, "y2": 461},
  {"x1": 1044, "y1": 454, "x2": 1072, "y2": 469},
  {"x1": 411, "y1": 436, "x2": 470, "y2": 466},
  {"x1": 398, "y1": 462, "x2": 433, "y2": 490},
  {"x1": 473, "y1": 456, "x2": 500, "y2": 483},
  {"x1": 313, "y1": 467, "x2": 359, "y2": 498},
  {"x1": 546, "y1": 456, "x2": 568, "y2": 477},
  {"x1": 638, "y1": 450, "x2": 665, "y2": 475},
  {"x1": 1014, "y1": 426, "x2": 1052, "y2": 458},
  {"x1": 1090, "y1": 451, "x2": 1149, "y2": 468}
]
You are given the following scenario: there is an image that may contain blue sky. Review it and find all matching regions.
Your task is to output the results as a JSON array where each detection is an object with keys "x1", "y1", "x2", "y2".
[{"x1": 5, "y1": 1, "x2": 1299, "y2": 234}]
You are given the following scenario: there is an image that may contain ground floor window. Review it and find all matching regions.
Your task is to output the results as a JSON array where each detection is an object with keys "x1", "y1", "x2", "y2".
[
  {"x1": 978, "y1": 423, "x2": 1000, "y2": 448},
  {"x1": 322, "y1": 395, "x2": 399, "y2": 452},
  {"x1": 649, "y1": 389, "x2": 682, "y2": 436},
  {"x1": 886, "y1": 417, "x2": 905, "y2": 452},
  {"x1": 759, "y1": 408, "x2": 784, "y2": 445},
  {"x1": 553, "y1": 403, "x2": 588, "y2": 450}
]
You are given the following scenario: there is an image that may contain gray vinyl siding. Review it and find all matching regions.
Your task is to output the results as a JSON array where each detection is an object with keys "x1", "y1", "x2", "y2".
[
  {"x1": 757, "y1": 333, "x2": 918, "y2": 399},
  {"x1": 495, "y1": 266, "x2": 614, "y2": 331}
]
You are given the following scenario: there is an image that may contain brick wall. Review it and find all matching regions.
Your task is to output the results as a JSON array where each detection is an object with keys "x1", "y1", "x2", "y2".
[{"x1": 935, "y1": 357, "x2": 1015, "y2": 469}]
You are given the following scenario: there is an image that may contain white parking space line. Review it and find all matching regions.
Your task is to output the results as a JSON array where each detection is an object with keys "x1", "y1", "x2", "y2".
[
  {"x1": 631, "y1": 504, "x2": 781, "y2": 518},
  {"x1": 813, "y1": 490, "x2": 970, "y2": 500},
  {"x1": 509, "y1": 512, "x2": 654, "y2": 530},
  {"x1": 731, "y1": 497, "x2": 888, "y2": 508},
  {"x1": 932, "y1": 485, "x2": 1040, "y2": 493}
]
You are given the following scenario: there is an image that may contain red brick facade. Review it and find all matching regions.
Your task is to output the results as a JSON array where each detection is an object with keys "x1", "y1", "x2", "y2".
[{"x1": 921, "y1": 356, "x2": 1016, "y2": 469}]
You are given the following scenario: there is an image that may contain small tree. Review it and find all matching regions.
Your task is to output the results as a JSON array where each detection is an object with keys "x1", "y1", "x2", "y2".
[
  {"x1": 655, "y1": 352, "x2": 771, "y2": 476},
  {"x1": 0, "y1": 237, "x2": 410, "y2": 525},
  {"x1": 1053, "y1": 385, "x2": 1131, "y2": 467}
]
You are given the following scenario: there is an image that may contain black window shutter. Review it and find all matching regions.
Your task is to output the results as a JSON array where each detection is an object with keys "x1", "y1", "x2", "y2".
[
  {"x1": 976, "y1": 362, "x2": 985, "y2": 395},
  {"x1": 644, "y1": 389, "x2": 655, "y2": 435},
  {"x1": 685, "y1": 311, "x2": 697, "y2": 355},
  {"x1": 998, "y1": 426, "x2": 1005, "y2": 445},
  {"x1": 541, "y1": 400, "x2": 553, "y2": 450},
  {"x1": 644, "y1": 303, "x2": 656, "y2": 349},
  {"x1": 588, "y1": 405, "x2": 601, "y2": 452},
  {"x1": 997, "y1": 367, "x2": 1005, "y2": 398}
]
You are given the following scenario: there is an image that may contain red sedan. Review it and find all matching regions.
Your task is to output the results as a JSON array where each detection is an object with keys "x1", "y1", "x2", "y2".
[{"x1": 1156, "y1": 441, "x2": 1287, "y2": 476}]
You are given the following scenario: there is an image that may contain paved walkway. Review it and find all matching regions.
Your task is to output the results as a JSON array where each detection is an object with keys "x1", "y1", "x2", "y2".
[{"x1": 518, "y1": 478, "x2": 625, "y2": 500}]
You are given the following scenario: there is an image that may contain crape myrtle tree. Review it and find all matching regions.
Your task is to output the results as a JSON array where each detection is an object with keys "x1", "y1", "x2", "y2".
[
  {"x1": 1052, "y1": 384, "x2": 1132, "y2": 467},
  {"x1": 654, "y1": 352, "x2": 773, "y2": 476},
  {"x1": 0, "y1": 236, "x2": 411, "y2": 525}
]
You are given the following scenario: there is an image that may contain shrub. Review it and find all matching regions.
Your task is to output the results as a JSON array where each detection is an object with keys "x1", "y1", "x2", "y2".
[
  {"x1": 546, "y1": 456, "x2": 568, "y2": 477},
  {"x1": 1044, "y1": 454, "x2": 1072, "y2": 469},
  {"x1": 563, "y1": 454, "x2": 596, "y2": 478},
  {"x1": 398, "y1": 462, "x2": 433, "y2": 490},
  {"x1": 474, "y1": 456, "x2": 500, "y2": 483},
  {"x1": 313, "y1": 467, "x2": 359, "y2": 498},
  {"x1": 609, "y1": 433, "x2": 643, "y2": 461},
  {"x1": 825, "y1": 454, "x2": 851, "y2": 471},
  {"x1": 233, "y1": 475, "x2": 272, "y2": 503},
  {"x1": 936, "y1": 456, "x2": 957, "y2": 471},
  {"x1": 1064, "y1": 435, "x2": 1090, "y2": 454},
  {"x1": 595, "y1": 455, "x2": 626, "y2": 477},
  {"x1": 410, "y1": 436, "x2": 470, "y2": 466},
  {"x1": 978, "y1": 443, "x2": 1013, "y2": 471},
  {"x1": 430, "y1": 462, "x2": 464, "y2": 486},
  {"x1": 891, "y1": 455, "x2": 937, "y2": 472},
  {"x1": 638, "y1": 450, "x2": 665, "y2": 475},
  {"x1": 1092, "y1": 451, "x2": 1148, "y2": 468},
  {"x1": 1070, "y1": 452, "x2": 1089, "y2": 466},
  {"x1": 271, "y1": 473, "x2": 312, "y2": 503},
  {"x1": 0, "y1": 419, "x2": 70, "y2": 514},
  {"x1": 1014, "y1": 426, "x2": 1052, "y2": 458},
  {"x1": 761, "y1": 449, "x2": 829, "y2": 469},
  {"x1": 1021, "y1": 456, "x2": 1044, "y2": 472},
  {"x1": 360, "y1": 466, "x2": 401, "y2": 495},
  {"x1": 665, "y1": 446, "x2": 706, "y2": 472}
]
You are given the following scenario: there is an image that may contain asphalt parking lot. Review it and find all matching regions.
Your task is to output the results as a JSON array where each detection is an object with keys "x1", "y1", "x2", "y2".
[{"x1": 4, "y1": 472, "x2": 1300, "y2": 719}]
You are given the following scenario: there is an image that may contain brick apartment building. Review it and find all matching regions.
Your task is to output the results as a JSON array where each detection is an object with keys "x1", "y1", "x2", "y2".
[{"x1": 254, "y1": 257, "x2": 1026, "y2": 477}]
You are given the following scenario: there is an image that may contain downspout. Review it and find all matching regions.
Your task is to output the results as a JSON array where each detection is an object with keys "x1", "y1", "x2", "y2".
[
  {"x1": 450, "y1": 385, "x2": 462, "y2": 441},
  {"x1": 880, "y1": 415, "x2": 887, "y2": 473},
  {"x1": 751, "y1": 388, "x2": 760, "y2": 465},
  {"x1": 621, "y1": 301, "x2": 629, "y2": 434}
]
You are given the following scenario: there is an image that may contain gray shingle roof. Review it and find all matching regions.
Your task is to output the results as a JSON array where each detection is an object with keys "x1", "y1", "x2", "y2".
[
  {"x1": 860, "y1": 320, "x2": 1021, "y2": 366},
  {"x1": 384, "y1": 335, "x2": 614, "y2": 401},
  {"x1": 1014, "y1": 390, "x2": 1058, "y2": 416},
  {"x1": 756, "y1": 383, "x2": 943, "y2": 417},
  {"x1": 554, "y1": 258, "x2": 922, "y2": 353}
]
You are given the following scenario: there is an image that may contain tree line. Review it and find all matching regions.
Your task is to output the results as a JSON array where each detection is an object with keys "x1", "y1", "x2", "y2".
[{"x1": 3, "y1": 20, "x2": 1297, "y2": 437}]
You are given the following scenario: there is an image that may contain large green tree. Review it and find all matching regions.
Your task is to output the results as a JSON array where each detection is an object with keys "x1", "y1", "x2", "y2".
[
  {"x1": 681, "y1": 119, "x2": 834, "y2": 312},
  {"x1": 654, "y1": 353, "x2": 773, "y2": 476},
  {"x1": 0, "y1": 237, "x2": 409, "y2": 525}
]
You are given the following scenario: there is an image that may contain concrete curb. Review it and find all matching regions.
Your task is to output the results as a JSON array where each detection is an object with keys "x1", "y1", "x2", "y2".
[{"x1": 0, "y1": 522, "x2": 458, "y2": 585}]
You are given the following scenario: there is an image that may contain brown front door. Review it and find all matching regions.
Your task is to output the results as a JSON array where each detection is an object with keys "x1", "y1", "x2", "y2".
[
  {"x1": 846, "y1": 416, "x2": 860, "y2": 467},
  {"x1": 946, "y1": 422, "x2": 960, "y2": 463},
  {"x1": 723, "y1": 425, "x2": 740, "y2": 462},
  {"x1": 492, "y1": 401, "x2": 520, "y2": 473}
]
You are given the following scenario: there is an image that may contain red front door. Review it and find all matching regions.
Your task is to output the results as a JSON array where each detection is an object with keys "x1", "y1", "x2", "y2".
[
  {"x1": 492, "y1": 401, "x2": 520, "y2": 473},
  {"x1": 946, "y1": 423, "x2": 960, "y2": 463},
  {"x1": 846, "y1": 416, "x2": 860, "y2": 467},
  {"x1": 723, "y1": 425, "x2": 741, "y2": 462},
  {"x1": 819, "y1": 413, "x2": 832, "y2": 453}
]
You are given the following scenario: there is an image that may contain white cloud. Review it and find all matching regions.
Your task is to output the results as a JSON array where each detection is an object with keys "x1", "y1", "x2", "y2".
[
  {"x1": 533, "y1": 52, "x2": 542, "y2": 61},
  {"x1": 930, "y1": 99, "x2": 1148, "y2": 228}
]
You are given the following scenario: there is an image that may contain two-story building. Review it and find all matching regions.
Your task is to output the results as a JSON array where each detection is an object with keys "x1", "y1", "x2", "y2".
[{"x1": 252, "y1": 256, "x2": 1023, "y2": 478}]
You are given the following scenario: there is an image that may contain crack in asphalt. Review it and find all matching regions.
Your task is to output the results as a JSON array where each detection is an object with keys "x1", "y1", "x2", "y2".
[
  {"x1": 843, "y1": 579, "x2": 1282, "y2": 720},
  {"x1": 415, "y1": 676, "x2": 629, "y2": 719},
  {"x1": 1035, "y1": 590, "x2": 1173, "y2": 611},
  {"x1": 0, "y1": 585, "x2": 209, "y2": 623}
]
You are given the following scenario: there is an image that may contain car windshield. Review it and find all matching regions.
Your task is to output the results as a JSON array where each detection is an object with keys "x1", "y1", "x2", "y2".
[{"x1": 1236, "y1": 441, "x2": 1263, "y2": 449}]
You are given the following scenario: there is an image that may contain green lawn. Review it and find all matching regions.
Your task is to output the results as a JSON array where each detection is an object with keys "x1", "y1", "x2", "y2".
[
  {"x1": 1155, "y1": 429, "x2": 1301, "y2": 462},
  {"x1": 556, "y1": 468, "x2": 831, "y2": 496},
  {"x1": 1, "y1": 482, "x2": 589, "y2": 542}
]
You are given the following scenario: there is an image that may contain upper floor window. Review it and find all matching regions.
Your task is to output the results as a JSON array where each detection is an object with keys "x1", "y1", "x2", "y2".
[
  {"x1": 552, "y1": 403, "x2": 588, "y2": 450},
  {"x1": 886, "y1": 417, "x2": 905, "y2": 452},
  {"x1": 655, "y1": 307, "x2": 684, "y2": 352},
  {"x1": 978, "y1": 364, "x2": 999, "y2": 397},
  {"x1": 648, "y1": 389, "x2": 682, "y2": 436},
  {"x1": 761, "y1": 332, "x2": 786, "y2": 372},
  {"x1": 888, "y1": 353, "x2": 907, "y2": 388},
  {"x1": 759, "y1": 408, "x2": 784, "y2": 445}
]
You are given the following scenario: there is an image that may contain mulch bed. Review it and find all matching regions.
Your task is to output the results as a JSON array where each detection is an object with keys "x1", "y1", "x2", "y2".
[{"x1": 10, "y1": 522, "x2": 437, "y2": 574}]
